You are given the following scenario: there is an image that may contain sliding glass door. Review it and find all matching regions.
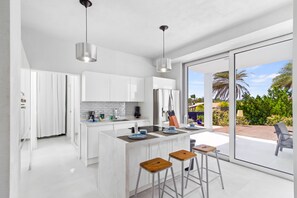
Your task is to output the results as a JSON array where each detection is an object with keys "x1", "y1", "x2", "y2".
[
  {"x1": 232, "y1": 37, "x2": 293, "y2": 175},
  {"x1": 186, "y1": 55, "x2": 230, "y2": 157}
]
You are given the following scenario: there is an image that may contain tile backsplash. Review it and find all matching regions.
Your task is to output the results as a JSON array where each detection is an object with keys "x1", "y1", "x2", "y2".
[{"x1": 80, "y1": 102, "x2": 138, "y2": 120}]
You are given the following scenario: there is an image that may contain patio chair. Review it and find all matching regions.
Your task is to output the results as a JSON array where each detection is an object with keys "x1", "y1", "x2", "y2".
[{"x1": 274, "y1": 122, "x2": 293, "y2": 156}]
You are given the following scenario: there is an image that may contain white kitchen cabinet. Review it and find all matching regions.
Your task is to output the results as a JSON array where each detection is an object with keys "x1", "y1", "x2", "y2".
[
  {"x1": 130, "y1": 77, "x2": 144, "y2": 102},
  {"x1": 80, "y1": 119, "x2": 149, "y2": 166},
  {"x1": 81, "y1": 71, "x2": 145, "y2": 102},
  {"x1": 81, "y1": 71, "x2": 110, "y2": 101},
  {"x1": 80, "y1": 124, "x2": 114, "y2": 166},
  {"x1": 110, "y1": 75, "x2": 130, "y2": 101},
  {"x1": 113, "y1": 122, "x2": 135, "y2": 131}
]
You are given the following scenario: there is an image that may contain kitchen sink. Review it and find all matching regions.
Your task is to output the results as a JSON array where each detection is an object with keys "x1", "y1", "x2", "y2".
[{"x1": 112, "y1": 118, "x2": 130, "y2": 122}]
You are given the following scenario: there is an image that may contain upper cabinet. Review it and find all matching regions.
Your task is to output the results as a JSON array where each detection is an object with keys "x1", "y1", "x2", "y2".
[
  {"x1": 110, "y1": 75, "x2": 130, "y2": 101},
  {"x1": 81, "y1": 72, "x2": 144, "y2": 102},
  {"x1": 130, "y1": 77, "x2": 144, "y2": 102},
  {"x1": 82, "y1": 72, "x2": 110, "y2": 101}
]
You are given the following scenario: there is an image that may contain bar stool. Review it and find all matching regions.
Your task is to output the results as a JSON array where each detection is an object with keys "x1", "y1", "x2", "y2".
[
  {"x1": 191, "y1": 145, "x2": 224, "y2": 198},
  {"x1": 134, "y1": 157, "x2": 178, "y2": 198},
  {"x1": 162, "y1": 150, "x2": 204, "y2": 198}
]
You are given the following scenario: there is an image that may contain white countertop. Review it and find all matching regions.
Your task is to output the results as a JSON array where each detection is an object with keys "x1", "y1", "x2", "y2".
[
  {"x1": 100, "y1": 125, "x2": 209, "y2": 146},
  {"x1": 80, "y1": 117, "x2": 149, "y2": 126}
]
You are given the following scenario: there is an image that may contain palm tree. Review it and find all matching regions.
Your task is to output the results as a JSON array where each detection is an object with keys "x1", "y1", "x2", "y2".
[
  {"x1": 213, "y1": 70, "x2": 250, "y2": 100},
  {"x1": 271, "y1": 63, "x2": 292, "y2": 90}
]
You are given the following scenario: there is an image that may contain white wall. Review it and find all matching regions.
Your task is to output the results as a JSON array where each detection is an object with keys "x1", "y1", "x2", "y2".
[
  {"x1": 10, "y1": 0, "x2": 22, "y2": 197},
  {"x1": 0, "y1": 0, "x2": 11, "y2": 196},
  {"x1": 22, "y1": 27, "x2": 158, "y2": 77},
  {"x1": 21, "y1": 44, "x2": 31, "y2": 140}
]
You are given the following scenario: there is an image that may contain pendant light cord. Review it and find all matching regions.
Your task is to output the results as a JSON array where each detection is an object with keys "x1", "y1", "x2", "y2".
[
  {"x1": 85, "y1": 7, "x2": 88, "y2": 44},
  {"x1": 163, "y1": 30, "x2": 165, "y2": 58}
]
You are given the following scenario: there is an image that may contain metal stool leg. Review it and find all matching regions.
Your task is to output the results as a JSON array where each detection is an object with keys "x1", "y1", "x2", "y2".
[
  {"x1": 195, "y1": 157, "x2": 205, "y2": 198},
  {"x1": 170, "y1": 167, "x2": 179, "y2": 198},
  {"x1": 161, "y1": 168, "x2": 169, "y2": 198},
  {"x1": 152, "y1": 173, "x2": 155, "y2": 198},
  {"x1": 181, "y1": 161, "x2": 184, "y2": 197},
  {"x1": 201, "y1": 154, "x2": 204, "y2": 181},
  {"x1": 205, "y1": 154, "x2": 209, "y2": 198},
  {"x1": 215, "y1": 151, "x2": 224, "y2": 189},
  {"x1": 134, "y1": 167, "x2": 142, "y2": 198},
  {"x1": 185, "y1": 158, "x2": 192, "y2": 189},
  {"x1": 158, "y1": 172, "x2": 161, "y2": 198}
]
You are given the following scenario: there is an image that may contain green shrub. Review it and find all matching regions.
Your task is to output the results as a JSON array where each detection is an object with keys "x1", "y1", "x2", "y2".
[
  {"x1": 195, "y1": 104, "x2": 204, "y2": 112},
  {"x1": 213, "y1": 110, "x2": 229, "y2": 126},
  {"x1": 237, "y1": 88, "x2": 292, "y2": 125},
  {"x1": 236, "y1": 116, "x2": 249, "y2": 126},
  {"x1": 219, "y1": 101, "x2": 229, "y2": 108},
  {"x1": 266, "y1": 115, "x2": 293, "y2": 126},
  {"x1": 197, "y1": 115, "x2": 204, "y2": 122}
]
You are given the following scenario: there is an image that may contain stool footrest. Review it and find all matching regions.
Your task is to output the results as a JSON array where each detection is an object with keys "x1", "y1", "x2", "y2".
[
  {"x1": 164, "y1": 183, "x2": 203, "y2": 198},
  {"x1": 201, "y1": 167, "x2": 221, "y2": 175},
  {"x1": 201, "y1": 175, "x2": 221, "y2": 184}
]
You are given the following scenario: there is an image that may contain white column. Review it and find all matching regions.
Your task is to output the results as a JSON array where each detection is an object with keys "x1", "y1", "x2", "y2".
[
  {"x1": 293, "y1": 0, "x2": 297, "y2": 197},
  {"x1": 204, "y1": 73, "x2": 213, "y2": 129}
]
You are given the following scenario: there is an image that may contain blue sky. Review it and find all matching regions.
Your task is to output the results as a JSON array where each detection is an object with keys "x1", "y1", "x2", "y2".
[{"x1": 188, "y1": 60, "x2": 290, "y2": 98}]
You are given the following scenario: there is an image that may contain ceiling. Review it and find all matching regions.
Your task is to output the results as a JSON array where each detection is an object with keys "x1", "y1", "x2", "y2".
[{"x1": 21, "y1": 0, "x2": 292, "y2": 59}]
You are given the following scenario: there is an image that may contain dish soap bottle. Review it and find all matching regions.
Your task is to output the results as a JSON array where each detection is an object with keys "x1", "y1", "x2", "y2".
[{"x1": 134, "y1": 122, "x2": 138, "y2": 134}]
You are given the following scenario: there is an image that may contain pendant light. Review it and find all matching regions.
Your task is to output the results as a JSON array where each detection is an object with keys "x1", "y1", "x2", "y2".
[
  {"x1": 76, "y1": 0, "x2": 97, "y2": 62},
  {"x1": 156, "y1": 25, "x2": 172, "y2": 72}
]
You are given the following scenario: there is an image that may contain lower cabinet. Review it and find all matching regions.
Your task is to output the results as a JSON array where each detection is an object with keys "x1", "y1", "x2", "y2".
[
  {"x1": 80, "y1": 120, "x2": 150, "y2": 166},
  {"x1": 80, "y1": 124, "x2": 114, "y2": 166}
]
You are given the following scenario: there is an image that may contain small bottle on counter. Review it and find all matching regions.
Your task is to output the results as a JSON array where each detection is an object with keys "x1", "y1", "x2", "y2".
[
  {"x1": 184, "y1": 114, "x2": 188, "y2": 125},
  {"x1": 134, "y1": 122, "x2": 138, "y2": 133}
]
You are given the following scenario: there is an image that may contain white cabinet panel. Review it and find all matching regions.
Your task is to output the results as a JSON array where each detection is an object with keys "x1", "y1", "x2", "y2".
[
  {"x1": 82, "y1": 72, "x2": 145, "y2": 102},
  {"x1": 110, "y1": 75, "x2": 130, "y2": 101},
  {"x1": 113, "y1": 122, "x2": 135, "y2": 130},
  {"x1": 82, "y1": 72, "x2": 110, "y2": 101},
  {"x1": 80, "y1": 124, "x2": 113, "y2": 166},
  {"x1": 88, "y1": 125, "x2": 114, "y2": 159},
  {"x1": 130, "y1": 77, "x2": 144, "y2": 102},
  {"x1": 137, "y1": 120, "x2": 150, "y2": 127}
]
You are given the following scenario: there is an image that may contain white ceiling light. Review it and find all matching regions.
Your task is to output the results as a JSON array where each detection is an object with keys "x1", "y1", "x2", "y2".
[
  {"x1": 156, "y1": 25, "x2": 172, "y2": 73},
  {"x1": 76, "y1": 0, "x2": 97, "y2": 63}
]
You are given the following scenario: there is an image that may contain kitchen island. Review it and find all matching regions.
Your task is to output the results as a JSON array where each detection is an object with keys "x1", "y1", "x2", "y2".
[{"x1": 97, "y1": 126, "x2": 207, "y2": 198}]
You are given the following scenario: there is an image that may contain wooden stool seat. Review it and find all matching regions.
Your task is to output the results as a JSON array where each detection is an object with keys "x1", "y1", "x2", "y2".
[
  {"x1": 193, "y1": 144, "x2": 216, "y2": 153},
  {"x1": 169, "y1": 149, "x2": 197, "y2": 161},
  {"x1": 140, "y1": 157, "x2": 172, "y2": 173}
]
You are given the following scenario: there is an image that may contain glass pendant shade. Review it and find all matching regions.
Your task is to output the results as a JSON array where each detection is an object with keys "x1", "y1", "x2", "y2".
[
  {"x1": 76, "y1": 42, "x2": 97, "y2": 62},
  {"x1": 156, "y1": 57, "x2": 172, "y2": 72},
  {"x1": 156, "y1": 25, "x2": 171, "y2": 72}
]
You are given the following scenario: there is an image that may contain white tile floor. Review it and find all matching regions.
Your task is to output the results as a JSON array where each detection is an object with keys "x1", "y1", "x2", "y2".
[
  {"x1": 20, "y1": 136, "x2": 293, "y2": 198},
  {"x1": 191, "y1": 132, "x2": 293, "y2": 174}
]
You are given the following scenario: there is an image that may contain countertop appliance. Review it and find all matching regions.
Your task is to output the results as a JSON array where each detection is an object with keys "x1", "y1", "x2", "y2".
[
  {"x1": 134, "y1": 106, "x2": 141, "y2": 118},
  {"x1": 88, "y1": 111, "x2": 96, "y2": 121},
  {"x1": 131, "y1": 126, "x2": 162, "y2": 133},
  {"x1": 153, "y1": 89, "x2": 180, "y2": 126}
]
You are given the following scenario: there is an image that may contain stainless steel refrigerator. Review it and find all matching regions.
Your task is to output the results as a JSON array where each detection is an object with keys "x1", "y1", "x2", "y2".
[{"x1": 153, "y1": 89, "x2": 180, "y2": 126}]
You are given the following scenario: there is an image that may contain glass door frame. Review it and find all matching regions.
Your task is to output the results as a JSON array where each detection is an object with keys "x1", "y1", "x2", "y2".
[
  {"x1": 184, "y1": 53, "x2": 230, "y2": 161},
  {"x1": 229, "y1": 34, "x2": 293, "y2": 180},
  {"x1": 183, "y1": 34, "x2": 293, "y2": 180}
]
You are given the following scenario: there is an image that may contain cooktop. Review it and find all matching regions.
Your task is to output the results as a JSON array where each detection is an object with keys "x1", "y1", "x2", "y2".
[{"x1": 130, "y1": 126, "x2": 163, "y2": 133}]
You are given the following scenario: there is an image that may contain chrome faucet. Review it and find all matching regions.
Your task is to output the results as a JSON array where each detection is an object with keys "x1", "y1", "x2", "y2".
[{"x1": 113, "y1": 108, "x2": 119, "y2": 119}]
